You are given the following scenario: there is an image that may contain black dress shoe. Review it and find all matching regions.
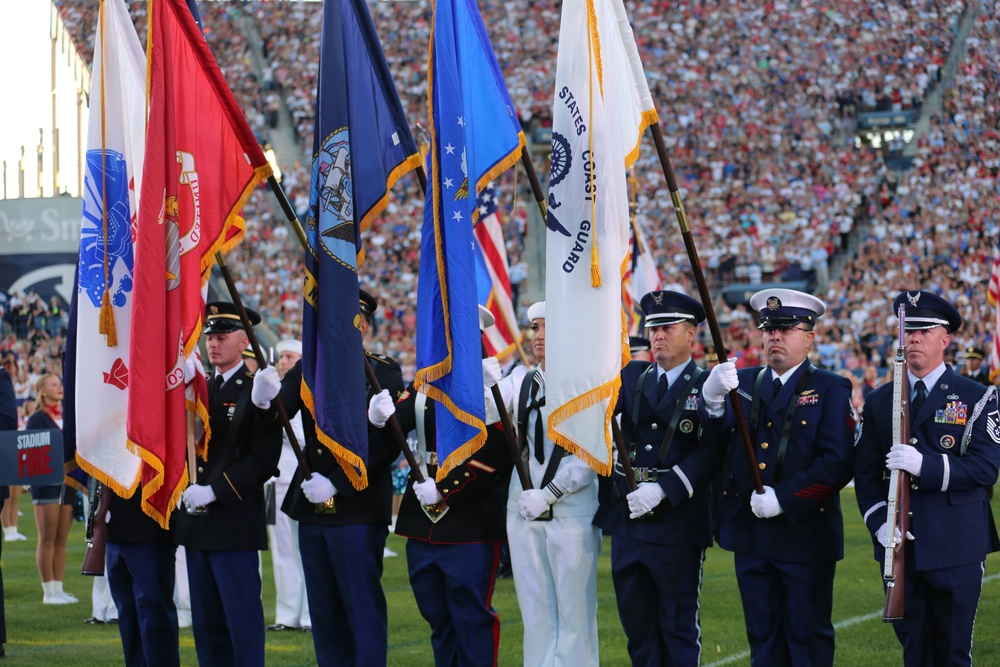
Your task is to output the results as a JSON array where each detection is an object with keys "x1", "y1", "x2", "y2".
[
  {"x1": 301, "y1": 626, "x2": 312, "y2": 633},
  {"x1": 83, "y1": 617, "x2": 110, "y2": 625},
  {"x1": 266, "y1": 624, "x2": 295, "y2": 632}
]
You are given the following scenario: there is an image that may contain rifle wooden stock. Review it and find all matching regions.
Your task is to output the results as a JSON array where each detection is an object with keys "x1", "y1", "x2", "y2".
[
  {"x1": 81, "y1": 481, "x2": 112, "y2": 576},
  {"x1": 883, "y1": 304, "x2": 911, "y2": 621}
]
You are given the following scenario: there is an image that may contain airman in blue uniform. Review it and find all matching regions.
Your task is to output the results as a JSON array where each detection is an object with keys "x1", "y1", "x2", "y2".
[
  {"x1": 700, "y1": 288, "x2": 855, "y2": 667},
  {"x1": 594, "y1": 290, "x2": 726, "y2": 666},
  {"x1": 855, "y1": 291, "x2": 1000, "y2": 667}
]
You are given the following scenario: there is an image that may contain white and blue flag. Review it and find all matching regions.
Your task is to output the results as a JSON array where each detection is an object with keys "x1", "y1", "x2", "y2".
[{"x1": 74, "y1": 0, "x2": 146, "y2": 495}]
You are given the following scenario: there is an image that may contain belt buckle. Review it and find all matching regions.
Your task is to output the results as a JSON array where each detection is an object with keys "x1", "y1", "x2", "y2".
[{"x1": 633, "y1": 468, "x2": 658, "y2": 483}]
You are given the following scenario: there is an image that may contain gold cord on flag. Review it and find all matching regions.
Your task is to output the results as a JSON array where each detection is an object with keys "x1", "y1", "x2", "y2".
[
  {"x1": 97, "y1": 0, "x2": 117, "y2": 347},
  {"x1": 586, "y1": 0, "x2": 601, "y2": 288}
]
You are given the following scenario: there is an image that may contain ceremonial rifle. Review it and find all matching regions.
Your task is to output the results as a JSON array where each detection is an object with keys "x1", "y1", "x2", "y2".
[
  {"x1": 883, "y1": 303, "x2": 911, "y2": 621},
  {"x1": 81, "y1": 481, "x2": 111, "y2": 576}
]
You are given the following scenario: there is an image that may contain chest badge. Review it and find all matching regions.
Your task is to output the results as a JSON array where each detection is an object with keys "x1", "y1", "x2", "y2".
[
  {"x1": 934, "y1": 401, "x2": 967, "y2": 425},
  {"x1": 939, "y1": 434, "x2": 955, "y2": 449},
  {"x1": 679, "y1": 419, "x2": 694, "y2": 434}
]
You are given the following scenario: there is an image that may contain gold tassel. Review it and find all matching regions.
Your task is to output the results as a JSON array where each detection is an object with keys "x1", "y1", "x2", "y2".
[
  {"x1": 99, "y1": 288, "x2": 117, "y2": 347},
  {"x1": 590, "y1": 242, "x2": 602, "y2": 288}
]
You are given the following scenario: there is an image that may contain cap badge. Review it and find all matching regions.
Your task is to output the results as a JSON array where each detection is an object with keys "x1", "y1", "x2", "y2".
[
  {"x1": 907, "y1": 291, "x2": 921, "y2": 307},
  {"x1": 766, "y1": 296, "x2": 781, "y2": 310},
  {"x1": 210, "y1": 305, "x2": 219, "y2": 315},
  {"x1": 652, "y1": 292, "x2": 664, "y2": 306}
]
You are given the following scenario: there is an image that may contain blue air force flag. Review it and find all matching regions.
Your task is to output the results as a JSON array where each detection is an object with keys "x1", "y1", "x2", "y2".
[
  {"x1": 74, "y1": 0, "x2": 147, "y2": 495},
  {"x1": 302, "y1": 0, "x2": 420, "y2": 489},
  {"x1": 416, "y1": 0, "x2": 525, "y2": 478},
  {"x1": 543, "y1": 0, "x2": 658, "y2": 474}
]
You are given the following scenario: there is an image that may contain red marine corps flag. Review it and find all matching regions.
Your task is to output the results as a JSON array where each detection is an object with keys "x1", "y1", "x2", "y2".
[{"x1": 127, "y1": 0, "x2": 272, "y2": 527}]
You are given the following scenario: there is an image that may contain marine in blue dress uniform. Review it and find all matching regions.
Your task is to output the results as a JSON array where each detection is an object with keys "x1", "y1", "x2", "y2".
[
  {"x1": 594, "y1": 290, "x2": 726, "y2": 666},
  {"x1": 175, "y1": 302, "x2": 282, "y2": 667},
  {"x1": 855, "y1": 291, "x2": 1000, "y2": 667},
  {"x1": 393, "y1": 305, "x2": 512, "y2": 667},
  {"x1": 252, "y1": 290, "x2": 404, "y2": 667},
  {"x1": 700, "y1": 288, "x2": 855, "y2": 667}
]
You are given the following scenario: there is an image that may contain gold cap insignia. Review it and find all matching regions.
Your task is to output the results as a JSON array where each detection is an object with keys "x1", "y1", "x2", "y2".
[{"x1": 766, "y1": 296, "x2": 781, "y2": 310}]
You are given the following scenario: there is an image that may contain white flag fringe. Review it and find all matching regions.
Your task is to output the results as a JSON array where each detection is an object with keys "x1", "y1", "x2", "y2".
[
  {"x1": 543, "y1": 0, "x2": 657, "y2": 474},
  {"x1": 74, "y1": 0, "x2": 147, "y2": 495}
]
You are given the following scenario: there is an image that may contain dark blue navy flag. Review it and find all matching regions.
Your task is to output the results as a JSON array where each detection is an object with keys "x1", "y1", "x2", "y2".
[
  {"x1": 415, "y1": 0, "x2": 525, "y2": 478},
  {"x1": 302, "y1": 0, "x2": 420, "y2": 489}
]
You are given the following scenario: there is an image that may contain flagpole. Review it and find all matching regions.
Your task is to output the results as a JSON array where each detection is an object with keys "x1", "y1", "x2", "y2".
[
  {"x1": 647, "y1": 122, "x2": 763, "y2": 493},
  {"x1": 518, "y1": 147, "x2": 548, "y2": 222},
  {"x1": 481, "y1": 341, "x2": 532, "y2": 491},
  {"x1": 213, "y1": 251, "x2": 313, "y2": 480}
]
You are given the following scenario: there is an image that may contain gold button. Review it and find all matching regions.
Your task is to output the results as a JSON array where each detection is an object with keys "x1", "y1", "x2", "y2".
[
  {"x1": 723, "y1": 491, "x2": 728, "y2": 496},
  {"x1": 453, "y1": 480, "x2": 460, "y2": 486},
  {"x1": 801, "y1": 420, "x2": 807, "y2": 426},
  {"x1": 316, "y1": 449, "x2": 323, "y2": 455},
  {"x1": 442, "y1": 488, "x2": 449, "y2": 494},
  {"x1": 197, "y1": 466, "x2": 204, "y2": 473},
  {"x1": 464, "y1": 472, "x2": 470, "y2": 477},
  {"x1": 766, "y1": 421, "x2": 772, "y2": 428},
  {"x1": 758, "y1": 462, "x2": 766, "y2": 470},
  {"x1": 819, "y1": 507, "x2": 825, "y2": 513},
  {"x1": 760, "y1": 442, "x2": 769, "y2": 450},
  {"x1": 651, "y1": 424, "x2": 659, "y2": 430}
]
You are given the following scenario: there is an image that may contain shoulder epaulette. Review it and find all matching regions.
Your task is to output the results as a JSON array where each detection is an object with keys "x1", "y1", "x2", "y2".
[{"x1": 366, "y1": 352, "x2": 390, "y2": 364}]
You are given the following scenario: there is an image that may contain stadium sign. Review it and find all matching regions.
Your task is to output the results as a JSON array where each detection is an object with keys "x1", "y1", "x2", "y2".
[{"x1": 0, "y1": 196, "x2": 80, "y2": 304}]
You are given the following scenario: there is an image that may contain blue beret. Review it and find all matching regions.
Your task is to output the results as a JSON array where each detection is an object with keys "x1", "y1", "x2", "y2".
[
  {"x1": 892, "y1": 291, "x2": 961, "y2": 332},
  {"x1": 640, "y1": 291, "x2": 706, "y2": 328}
]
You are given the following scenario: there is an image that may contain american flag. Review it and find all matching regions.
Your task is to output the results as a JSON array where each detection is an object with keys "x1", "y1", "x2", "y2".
[
  {"x1": 474, "y1": 182, "x2": 521, "y2": 358},
  {"x1": 623, "y1": 216, "x2": 661, "y2": 334},
  {"x1": 989, "y1": 240, "x2": 1000, "y2": 381}
]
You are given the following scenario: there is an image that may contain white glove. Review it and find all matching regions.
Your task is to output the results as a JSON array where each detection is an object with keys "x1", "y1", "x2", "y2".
[
  {"x1": 413, "y1": 478, "x2": 443, "y2": 505},
  {"x1": 627, "y1": 482, "x2": 667, "y2": 519},
  {"x1": 367, "y1": 389, "x2": 395, "y2": 428},
  {"x1": 886, "y1": 444, "x2": 923, "y2": 476},
  {"x1": 251, "y1": 366, "x2": 281, "y2": 409},
  {"x1": 482, "y1": 358, "x2": 502, "y2": 389},
  {"x1": 183, "y1": 356, "x2": 203, "y2": 384},
  {"x1": 301, "y1": 474, "x2": 337, "y2": 503},
  {"x1": 876, "y1": 521, "x2": 915, "y2": 548},
  {"x1": 182, "y1": 484, "x2": 216, "y2": 512},
  {"x1": 518, "y1": 488, "x2": 556, "y2": 521},
  {"x1": 750, "y1": 485, "x2": 783, "y2": 518},
  {"x1": 703, "y1": 361, "x2": 738, "y2": 407}
]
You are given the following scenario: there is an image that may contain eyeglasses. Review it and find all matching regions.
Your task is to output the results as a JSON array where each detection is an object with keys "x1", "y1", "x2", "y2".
[{"x1": 762, "y1": 326, "x2": 811, "y2": 337}]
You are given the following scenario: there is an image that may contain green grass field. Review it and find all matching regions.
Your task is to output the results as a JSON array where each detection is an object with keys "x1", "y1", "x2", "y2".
[{"x1": 3, "y1": 488, "x2": 1000, "y2": 665}]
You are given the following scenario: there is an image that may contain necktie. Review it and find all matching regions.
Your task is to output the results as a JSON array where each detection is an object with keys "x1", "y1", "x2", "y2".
[
  {"x1": 212, "y1": 374, "x2": 225, "y2": 402},
  {"x1": 656, "y1": 374, "x2": 669, "y2": 403},
  {"x1": 531, "y1": 393, "x2": 546, "y2": 465},
  {"x1": 772, "y1": 377, "x2": 783, "y2": 397},
  {"x1": 911, "y1": 380, "x2": 927, "y2": 415}
]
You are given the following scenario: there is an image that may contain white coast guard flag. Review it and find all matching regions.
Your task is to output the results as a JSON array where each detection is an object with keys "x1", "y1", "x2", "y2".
[
  {"x1": 75, "y1": 0, "x2": 146, "y2": 495},
  {"x1": 543, "y1": 0, "x2": 657, "y2": 474}
]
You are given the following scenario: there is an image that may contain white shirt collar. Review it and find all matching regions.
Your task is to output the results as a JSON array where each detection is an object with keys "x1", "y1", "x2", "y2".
[
  {"x1": 771, "y1": 358, "x2": 808, "y2": 386},
  {"x1": 215, "y1": 363, "x2": 243, "y2": 384}
]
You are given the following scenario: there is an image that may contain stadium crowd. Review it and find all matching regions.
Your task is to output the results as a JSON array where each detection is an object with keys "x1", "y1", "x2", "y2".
[{"x1": 33, "y1": 0, "x2": 996, "y2": 388}]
